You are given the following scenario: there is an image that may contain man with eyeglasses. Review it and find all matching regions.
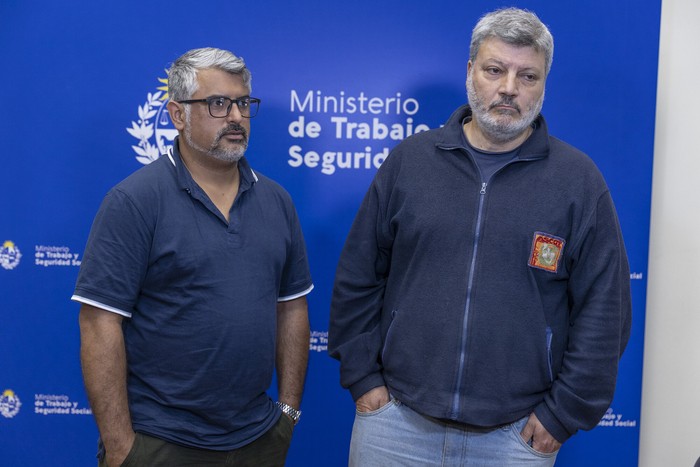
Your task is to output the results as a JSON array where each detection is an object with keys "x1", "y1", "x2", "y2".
[{"x1": 73, "y1": 48, "x2": 313, "y2": 466}]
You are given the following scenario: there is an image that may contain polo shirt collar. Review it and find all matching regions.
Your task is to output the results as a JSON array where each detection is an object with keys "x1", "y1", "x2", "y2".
[{"x1": 168, "y1": 136, "x2": 259, "y2": 192}]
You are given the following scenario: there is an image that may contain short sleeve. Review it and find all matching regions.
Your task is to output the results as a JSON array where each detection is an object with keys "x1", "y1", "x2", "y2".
[
  {"x1": 277, "y1": 200, "x2": 313, "y2": 301},
  {"x1": 72, "y1": 188, "x2": 152, "y2": 316}
]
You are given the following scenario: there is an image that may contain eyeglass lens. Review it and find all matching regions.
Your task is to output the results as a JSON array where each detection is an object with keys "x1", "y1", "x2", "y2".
[{"x1": 209, "y1": 97, "x2": 258, "y2": 118}]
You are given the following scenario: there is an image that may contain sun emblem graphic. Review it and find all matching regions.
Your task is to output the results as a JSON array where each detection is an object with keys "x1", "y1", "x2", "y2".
[{"x1": 127, "y1": 75, "x2": 178, "y2": 165}]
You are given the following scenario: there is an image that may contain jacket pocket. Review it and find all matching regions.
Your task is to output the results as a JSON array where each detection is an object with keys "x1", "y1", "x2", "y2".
[
  {"x1": 546, "y1": 326, "x2": 554, "y2": 382},
  {"x1": 381, "y1": 309, "x2": 398, "y2": 363}
]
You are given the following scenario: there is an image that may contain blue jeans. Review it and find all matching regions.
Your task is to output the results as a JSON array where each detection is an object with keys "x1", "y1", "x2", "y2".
[{"x1": 349, "y1": 398, "x2": 558, "y2": 466}]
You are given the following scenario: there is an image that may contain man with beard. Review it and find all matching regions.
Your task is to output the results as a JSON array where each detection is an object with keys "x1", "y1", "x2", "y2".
[
  {"x1": 73, "y1": 48, "x2": 313, "y2": 467},
  {"x1": 329, "y1": 8, "x2": 631, "y2": 466}
]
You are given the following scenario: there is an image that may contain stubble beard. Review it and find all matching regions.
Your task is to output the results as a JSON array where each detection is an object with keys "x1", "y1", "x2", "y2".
[
  {"x1": 184, "y1": 107, "x2": 248, "y2": 163},
  {"x1": 466, "y1": 72, "x2": 544, "y2": 145}
]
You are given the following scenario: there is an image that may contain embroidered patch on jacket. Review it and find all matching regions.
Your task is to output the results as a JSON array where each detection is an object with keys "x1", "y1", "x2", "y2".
[{"x1": 528, "y1": 232, "x2": 565, "y2": 273}]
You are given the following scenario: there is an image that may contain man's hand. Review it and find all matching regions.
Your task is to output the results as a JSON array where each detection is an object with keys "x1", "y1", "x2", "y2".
[
  {"x1": 105, "y1": 432, "x2": 136, "y2": 467},
  {"x1": 520, "y1": 412, "x2": 562, "y2": 454},
  {"x1": 355, "y1": 386, "x2": 390, "y2": 413}
]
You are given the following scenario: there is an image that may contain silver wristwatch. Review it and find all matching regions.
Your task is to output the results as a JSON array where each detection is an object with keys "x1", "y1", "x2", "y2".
[{"x1": 276, "y1": 401, "x2": 301, "y2": 425}]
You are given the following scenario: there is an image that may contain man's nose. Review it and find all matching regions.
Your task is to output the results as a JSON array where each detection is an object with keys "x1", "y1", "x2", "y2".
[
  {"x1": 226, "y1": 104, "x2": 244, "y2": 123},
  {"x1": 499, "y1": 72, "x2": 519, "y2": 96}
]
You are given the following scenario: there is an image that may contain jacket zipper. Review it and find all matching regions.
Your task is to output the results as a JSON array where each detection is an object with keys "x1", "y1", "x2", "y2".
[
  {"x1": 546, "y1": 326, "x2": 554, "y2": 382},
  {"x1": 451, "y1": 181, "x2": 488, "y2": 418},
  {"x1": 441, "y1": 145, "x2": 541, "y2": 418}
]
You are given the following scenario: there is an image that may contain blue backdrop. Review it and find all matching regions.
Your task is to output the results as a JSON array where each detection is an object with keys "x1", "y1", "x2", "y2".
[{"x1": 0, "y1": 1, "x2": 660, "y2": 465}]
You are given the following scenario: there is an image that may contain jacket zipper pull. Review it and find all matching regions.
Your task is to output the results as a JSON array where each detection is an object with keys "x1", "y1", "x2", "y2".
[{"x1": 480, "y1": 182, "x2": 487, "y2": 195}]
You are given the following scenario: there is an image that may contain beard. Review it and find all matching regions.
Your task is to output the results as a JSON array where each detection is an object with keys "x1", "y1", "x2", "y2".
[
  {"x1": 466, "y1": 72, "x2": 544, "y2": 145},
  {"x1": 184, "y1": 107, "x2": 248, "y2": 163}
]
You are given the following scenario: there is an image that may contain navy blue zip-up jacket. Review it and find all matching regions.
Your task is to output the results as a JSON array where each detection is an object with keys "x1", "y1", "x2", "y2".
[{"x1": 329, "y1": 105, "x2": 632, "y2": 443}]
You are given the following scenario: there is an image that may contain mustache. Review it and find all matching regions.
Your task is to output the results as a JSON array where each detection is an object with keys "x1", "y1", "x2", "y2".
[
  {"x1": 216, "y1": 124, "x2": 248, "y2": 141},
  {"x1": 489, "y1": 96, "x2": 521, "y2": 113}
]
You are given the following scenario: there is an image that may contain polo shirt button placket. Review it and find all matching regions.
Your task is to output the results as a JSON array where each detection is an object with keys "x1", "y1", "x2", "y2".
[{"x1": 228, "y1": 214, "x2": 242, "y2": 247}]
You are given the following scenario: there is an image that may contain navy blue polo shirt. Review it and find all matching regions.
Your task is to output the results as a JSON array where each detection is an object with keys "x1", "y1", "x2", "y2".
[{"x1": 72, "y1": 140, "x2": 313, "y2": 450}]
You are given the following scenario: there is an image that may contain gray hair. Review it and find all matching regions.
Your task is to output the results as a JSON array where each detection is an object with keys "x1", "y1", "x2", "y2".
[
  {"x1": 167, "y1": 47, "x2": 252, "y2": 101},
  {"x1": 470, "y1": 8, "x2": 554, "y2": 76}
]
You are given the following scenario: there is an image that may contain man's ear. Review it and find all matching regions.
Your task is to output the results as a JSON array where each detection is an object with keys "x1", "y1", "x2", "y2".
[
  {"x1": 167, "y1": 100, "x2": 186, "y2": 131},
  {"x1": 465, "y1": 60, "x2": 473, "y2": 89}
]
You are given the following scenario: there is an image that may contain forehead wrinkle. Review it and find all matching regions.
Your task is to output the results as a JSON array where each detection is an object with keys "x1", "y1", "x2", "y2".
[{"x1": 477, "y1": 50, "x2": 544, "y2": 75}]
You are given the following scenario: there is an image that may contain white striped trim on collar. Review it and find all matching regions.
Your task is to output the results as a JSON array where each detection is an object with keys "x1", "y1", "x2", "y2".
[{"x1": 166, "y1": 148, "x2": 258, "y2": 182}]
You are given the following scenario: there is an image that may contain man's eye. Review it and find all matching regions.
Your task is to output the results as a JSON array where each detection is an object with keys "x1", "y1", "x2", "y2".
[
  {"x1": 211, "y1": 98, "x2": 227, "y2": 107},
  {"x1": 238, "y1": 99, "x2": 251, "y2": 109}
]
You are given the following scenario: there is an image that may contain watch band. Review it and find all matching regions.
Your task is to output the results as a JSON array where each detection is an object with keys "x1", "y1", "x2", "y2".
[{"x1": 276, "y1": 401, "x2": 301, "y2": 425}]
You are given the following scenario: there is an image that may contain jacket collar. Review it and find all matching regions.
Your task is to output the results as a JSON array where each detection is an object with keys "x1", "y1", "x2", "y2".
[{"x1": 436, "y1": 104, "x2": 550, "y2": 161}]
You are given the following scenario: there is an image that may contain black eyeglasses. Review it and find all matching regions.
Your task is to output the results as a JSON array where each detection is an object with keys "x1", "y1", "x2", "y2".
[{"x1": 178, "y1": 96, "x2": 261, "y2": 118}]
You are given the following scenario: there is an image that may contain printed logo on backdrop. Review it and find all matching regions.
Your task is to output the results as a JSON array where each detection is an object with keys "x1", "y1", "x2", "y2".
[
  {"x1": 127, "y1": 76, "x2": 174, "y2": 165},
  {"x1": 597, "y1": 407, "x2": 637, "y2": 428},
  {"x1": 0, "y1": 389, "x2": 22, "y2": 418},
  {"x1": 287, "y1": 90, "x2": 432, "y2": 175},
  {"x1": 34, "y1": 245, "x2": 81, "y2": 268},
  {"x1": 309, "y1": 330, "x2": 328, "y2": 352},
  {"x1": 34, "y1": 394, "x2": 92, "y2": 416},
  {"x1": 127, "y1": 80, "x2": 434, "y2": 173},
  {"x1": 0, "y1": 241, "x2": 22, "y2": 270}
]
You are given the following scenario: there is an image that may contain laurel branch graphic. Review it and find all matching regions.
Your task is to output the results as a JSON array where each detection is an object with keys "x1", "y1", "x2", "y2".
[{"x1": 127, "y1": 91, "x2": 164, "y2": 165}]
